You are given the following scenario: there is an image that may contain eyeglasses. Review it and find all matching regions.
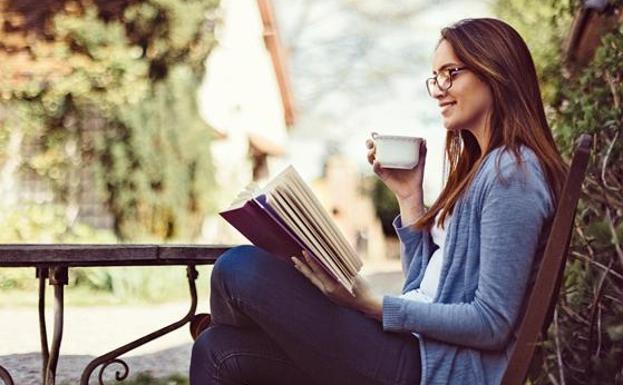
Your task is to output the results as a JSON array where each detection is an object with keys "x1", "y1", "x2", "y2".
[{"x1": 425, "y1": 66, "x2": 468, "y2": 97}]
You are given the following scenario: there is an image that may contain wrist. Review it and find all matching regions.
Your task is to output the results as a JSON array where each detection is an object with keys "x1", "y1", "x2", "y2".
[
  {"x1": 398, "y1": 194, "x2": 425, "y2": 227},
  {"x1": 360, "y1": 295, "x2": 383, "y2": 321},
  {"x1": 397, "y1": 190, "x2": 423, "y2": 209}
]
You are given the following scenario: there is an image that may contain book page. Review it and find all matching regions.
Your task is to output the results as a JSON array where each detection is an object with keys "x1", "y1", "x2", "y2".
[
  {"x1": 226, "y1": 182, "x2": 262, "y2": 210},
  {"x1": 268, "y1": 190, "x2": 352, "y2": 290},
  {"x1": 221, "y1": 165, "x2": 360, "y2": 294},
  {"x1": 271, "y1": 188, "x2": 352, "y2": 283},
  {"x1": 283, "y1": 170, "x2": 362, "y2": 273},
  {"x1": 274, "y1": 184, "x2": 353, "y2": 279},
  {"x1": 284, "y1": 167, "x2": 361, "y2": 273}
]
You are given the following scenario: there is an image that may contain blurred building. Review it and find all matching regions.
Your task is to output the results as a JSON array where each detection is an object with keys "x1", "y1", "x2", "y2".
[
  {"x1": 199, "y1": 0, "x2": 296, "y2": 244},
  {"x1": 313, "y1": 155, "x2": 389, "y2": 262},
  {"x1": 198, "y1": 0, "x2": 394, "y2": 261}
]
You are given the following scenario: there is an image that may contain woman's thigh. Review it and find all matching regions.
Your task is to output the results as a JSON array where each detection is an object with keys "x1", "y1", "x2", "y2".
[{"x1": 207, "y1": 245, "x2": 421, "y2": 385}]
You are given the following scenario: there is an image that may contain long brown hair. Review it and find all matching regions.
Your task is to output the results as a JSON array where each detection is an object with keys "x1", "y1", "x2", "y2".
[{"x1": 415, "y1": 18, "x2": 568, "y2": 231}]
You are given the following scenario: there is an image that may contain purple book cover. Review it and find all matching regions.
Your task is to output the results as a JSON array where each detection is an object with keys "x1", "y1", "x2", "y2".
[{"x1": 219, "y1": 194, "x2": 304, "y2": 261}]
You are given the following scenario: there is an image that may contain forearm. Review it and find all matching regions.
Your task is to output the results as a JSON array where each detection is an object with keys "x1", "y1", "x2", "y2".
[{"x1": 382, "y1": 296, "x2": 512, "y2": 350}]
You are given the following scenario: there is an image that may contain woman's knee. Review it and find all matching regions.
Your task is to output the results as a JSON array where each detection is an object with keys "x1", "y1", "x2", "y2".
[
  {"x1": 213, "y1": 245, "x2": 258, "y2": 281},
  {"x1": 211, "y1": 245, "x2": 278, "y2": 292}
]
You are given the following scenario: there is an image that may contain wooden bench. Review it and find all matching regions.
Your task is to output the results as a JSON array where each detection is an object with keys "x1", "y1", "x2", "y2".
[{"x1": 502, "y1": 133, "x2": 592, "y2": 384}]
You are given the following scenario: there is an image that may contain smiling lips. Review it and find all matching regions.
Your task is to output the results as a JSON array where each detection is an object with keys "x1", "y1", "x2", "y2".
[{"x1": 439, "y1": 101, "x2": 457, "y2": 115}]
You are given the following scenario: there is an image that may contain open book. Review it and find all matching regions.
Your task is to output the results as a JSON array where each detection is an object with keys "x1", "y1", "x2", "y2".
[{"x1": 219, "y1": 166, "x2": 363, "y2": 294}]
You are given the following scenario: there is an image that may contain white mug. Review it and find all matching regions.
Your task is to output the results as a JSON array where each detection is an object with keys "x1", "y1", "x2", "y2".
[{"x1": 372, "y1": 132, "x2": 423, "y2": 169}]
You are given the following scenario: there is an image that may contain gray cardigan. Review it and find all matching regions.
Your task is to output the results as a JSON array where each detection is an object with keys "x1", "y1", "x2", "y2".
[{"x1": 383, "y1": 146, "x2": 555, "y2": 385}]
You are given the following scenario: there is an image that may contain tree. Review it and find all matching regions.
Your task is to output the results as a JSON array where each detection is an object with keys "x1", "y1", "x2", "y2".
[{"x1": 0, "y1": 0, "x2": 220, "y2": 241}]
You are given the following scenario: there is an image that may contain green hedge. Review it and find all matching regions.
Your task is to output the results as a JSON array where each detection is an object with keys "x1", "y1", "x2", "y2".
[
  {"x1": 0, "y1": 0, "x2": 220, "y2": 241},
  {"x1": 495, "y1": 1, "x2": 623, "y2": 383}
]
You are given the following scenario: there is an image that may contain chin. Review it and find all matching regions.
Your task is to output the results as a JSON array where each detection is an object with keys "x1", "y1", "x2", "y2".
[{"x1": 442, "y1": 119, "x2": 460, "y2": 131}]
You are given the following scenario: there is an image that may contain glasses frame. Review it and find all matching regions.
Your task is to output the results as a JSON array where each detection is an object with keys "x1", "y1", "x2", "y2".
[{"x1": 425, "y1": 66, "x2": 468, "y2": 97}]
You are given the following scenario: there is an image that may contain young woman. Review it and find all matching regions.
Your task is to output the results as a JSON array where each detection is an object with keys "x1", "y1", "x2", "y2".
[{"x1": 190, "y1": 18, "x2": 567, "y2": 385}]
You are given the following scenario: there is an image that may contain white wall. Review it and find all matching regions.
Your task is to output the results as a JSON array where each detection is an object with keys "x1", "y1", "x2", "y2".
[{"x1": 198, "y1": 0, "x2": 291, "y2": 243}]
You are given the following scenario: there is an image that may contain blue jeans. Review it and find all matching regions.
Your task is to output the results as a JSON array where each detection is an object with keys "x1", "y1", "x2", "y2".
[{"x1": 190, "y1": 245, "x2": 421, "y2": 385}]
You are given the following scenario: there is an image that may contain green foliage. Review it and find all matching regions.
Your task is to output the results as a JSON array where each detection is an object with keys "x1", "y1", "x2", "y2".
[
  {"x1": 547, "y1": 28, "x2": 623, "y2": 385},
  {"x1": 0, "y1": 0, "x2": 220, "y2": 241},
  {"x1": 495, "y1": 1, "x2": 623, "y2": 383},
  {"x1": 0, "y1": 202, "x2": 112, "y2": 291},
  {"x1": 0, "y1": 0, "x2": 221, "y2": 298},
  {"x1": 493, "y1": 0, "x2": 575, "y2": 103},
  {"x1": 366, "y1": 176, "x2": 400, "y2": 236},
  {"x1": 60, "y1": 372, "x2": 188, "y2": 385},
  {"x1": 0, "y1": 203, "x2": 214, "y2": 303},
  {"x1": 69, "y1": 265, "x2": 212, "y2": 302},
  {"x1": 0, "y1": 204, "x2": 117, "y2": 244},
  {"x1": 122, "y1": 373, "x2": 188, "y2": 385}
]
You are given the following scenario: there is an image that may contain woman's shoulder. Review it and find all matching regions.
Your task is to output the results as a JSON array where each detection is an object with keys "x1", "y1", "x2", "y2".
[
  {"x1": 481, "y1": 145, "x2": 544, "y2": 180},
  {"x1": 477, "y1": 145, "x2": 554, "y2": 207},
  {"x1": 473, "y1": 145, "x2": 550, "y2": 197}
]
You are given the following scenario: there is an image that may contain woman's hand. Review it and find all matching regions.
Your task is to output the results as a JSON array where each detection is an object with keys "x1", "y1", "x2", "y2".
[
  {"x1": 367, "y1": 135, "x2": 427, "y2": 225},
  {"x1": 291, "y1": 250, "x2": 382, "y2": 321},
  {"x1": 366, "y1": 136, "x2": 427, "y2": 202}
]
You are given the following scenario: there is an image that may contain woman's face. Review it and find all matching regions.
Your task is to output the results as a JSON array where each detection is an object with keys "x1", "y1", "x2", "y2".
[{"x1": 430, "y1": 39, "x2": 493, "y2": 135}]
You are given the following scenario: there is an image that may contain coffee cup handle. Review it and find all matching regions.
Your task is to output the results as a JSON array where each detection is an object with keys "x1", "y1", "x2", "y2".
[{"x1": 371, "y1": 132, "x2": 379, "y2": 140}]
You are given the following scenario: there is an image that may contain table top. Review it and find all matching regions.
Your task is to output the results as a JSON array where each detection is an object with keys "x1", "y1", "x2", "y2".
[{"x1": 0, "y1": 244, "x2": 237, "y2": 267}]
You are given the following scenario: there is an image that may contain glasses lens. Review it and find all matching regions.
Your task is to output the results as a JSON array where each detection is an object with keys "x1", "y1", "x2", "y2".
[
  {"x1": 439, "y1": 73, "x2": 451, "y2": 91},
  {"x1": 426, "y1": 78, "x2": 436, "y2": 96}
]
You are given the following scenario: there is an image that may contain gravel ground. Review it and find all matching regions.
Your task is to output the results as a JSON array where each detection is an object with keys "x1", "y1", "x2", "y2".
[
  {"x1": 1, "y1": 346, "x2": 192, "y2": 385},
  {"x1": 0, "y1": 265, "x2": 402, "y2": 385}
]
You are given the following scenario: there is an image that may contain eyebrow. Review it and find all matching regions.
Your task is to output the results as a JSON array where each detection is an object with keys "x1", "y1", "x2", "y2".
[{"x1": 432, "y1": 62, "x2": 463, "y2": 74}]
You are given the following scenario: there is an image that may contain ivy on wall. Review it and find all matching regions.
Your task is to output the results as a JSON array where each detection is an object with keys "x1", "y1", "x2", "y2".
[{"x1": 0, "y1": 0, "x2": 220, "y2": 241}]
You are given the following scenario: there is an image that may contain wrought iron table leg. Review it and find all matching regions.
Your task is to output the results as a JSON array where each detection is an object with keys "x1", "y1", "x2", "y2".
[
  {"x1": 37, "y1": 267, "x2": 50, "y2": 383},
  {"x1": 0, "y1": 365, "x2": 14, "y2": 385},
  {"x1": 80, "y1": 265, "x2": 199, "y2": 385},
  {"x1": 46, "y1": 267, "x2": 68, "y2": 385}
]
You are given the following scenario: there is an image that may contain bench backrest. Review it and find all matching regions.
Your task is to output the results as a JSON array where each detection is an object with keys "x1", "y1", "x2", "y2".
[{"x1": 501, "y1": 134, "x2": 592, "y2": 385}]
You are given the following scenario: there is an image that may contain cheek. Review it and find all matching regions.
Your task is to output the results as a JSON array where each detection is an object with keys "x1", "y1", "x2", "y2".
[{"x1": 456, "y1": 83, "x2": 493, "y2": 118}]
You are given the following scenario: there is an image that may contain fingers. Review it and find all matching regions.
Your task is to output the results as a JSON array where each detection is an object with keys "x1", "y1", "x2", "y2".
[
  {"x1": 298, "y1": 251, "x2": 339, "y2": 292},
  {"x1": 366, "y1": 139, "x2": 376, "y2": 165},
  {"x1": 291, "y1": 256, "x2": 326, "y2": 292},
  {"x1": 302, "y1": 251, "x2": 332, "y2": 282}
]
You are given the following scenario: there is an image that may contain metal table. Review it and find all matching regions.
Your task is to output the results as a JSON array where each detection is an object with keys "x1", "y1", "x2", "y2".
[{"x1": 0, "y1": 244, "x2": 233, "y2": 385}]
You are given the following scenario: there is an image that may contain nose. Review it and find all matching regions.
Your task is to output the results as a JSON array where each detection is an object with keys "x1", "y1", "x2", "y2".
[{"x1": 431, "y1": 84, "x2": 446, "y2": 99}]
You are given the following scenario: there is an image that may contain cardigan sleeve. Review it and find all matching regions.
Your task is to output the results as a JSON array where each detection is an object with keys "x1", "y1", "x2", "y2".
[
  {"x1": 383, "y1": 159, "x2": 554, "y2": 350},
  {"x1": 392, "y1": 215, "x2": 435, "y2": 282}
]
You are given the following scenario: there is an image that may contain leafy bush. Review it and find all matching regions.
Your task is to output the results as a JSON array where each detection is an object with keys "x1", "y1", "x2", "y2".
[
  {"x1": 495, "y1": 0, "x2": 623, "y2": 383},
  {"x1": 0, "y1": 0, "x2": 220, "y2": 241}
]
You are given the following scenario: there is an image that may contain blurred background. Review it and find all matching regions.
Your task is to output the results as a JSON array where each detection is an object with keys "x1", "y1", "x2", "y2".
[{"x1": 0, "y1": 0, "x2": 621, "y2": 384}]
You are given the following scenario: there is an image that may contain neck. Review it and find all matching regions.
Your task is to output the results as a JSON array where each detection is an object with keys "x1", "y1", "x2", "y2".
[{"x1": 467, "y1": 112, "x2": 491, "y2": 153}]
